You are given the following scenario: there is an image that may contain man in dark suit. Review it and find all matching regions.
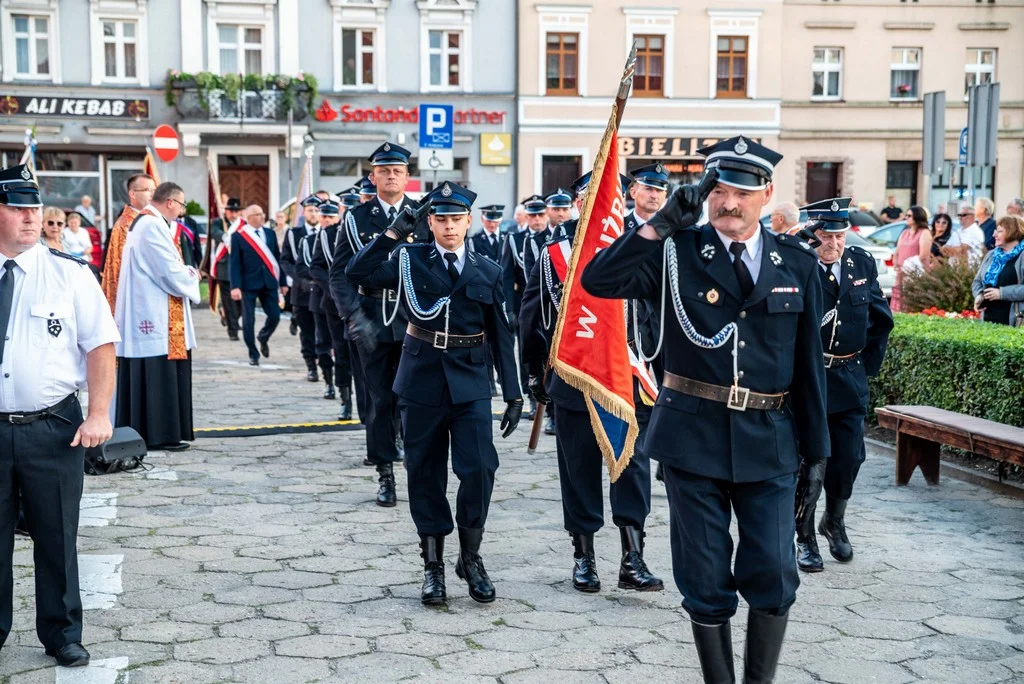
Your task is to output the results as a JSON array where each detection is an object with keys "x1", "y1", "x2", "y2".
[
  {"x1": 208, "y1": 197, "x2": 243, "y2": 340},
  {"x1": 794, "y1": 198, "x2": 893, "y2": 573},
  {"x1": 347, "y1": 181, "x2": 523, "y2": 607},
  {"x1": 229, "y1": 205, "x2": 287, "y2": 366},
  {"x1": 280, "y1": 196, "x2": 320, "y2": 382},
  {"x1": 329, "y1": 142, "x2": 430, "y2": 507},
  {"x1": 582, "y1": 136, "x2": 829, "y2": 684},
  {"x1": 469, "y1": 205, "x2": 504, "y2": 262}
]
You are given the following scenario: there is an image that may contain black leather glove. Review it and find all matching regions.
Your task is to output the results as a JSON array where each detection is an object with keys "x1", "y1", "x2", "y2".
[
  {"x1": 500, "y1": 399, "x2": 524, "y2": 438},
  {"x1": 346, "y1": 310, "x2": 379, "y2": 355},
  {"x1": 648, "y1": 168, "x2": 719, "y2": 240},
  {"x1": 528, "y1": 375, "x2": 551, "y2": 405},
  {"x1": 388, "y1": 205, "x2": 419, "y2": 241},
  {"x1": 794, "y1": 458, "x2": 826, "y2": 526}
]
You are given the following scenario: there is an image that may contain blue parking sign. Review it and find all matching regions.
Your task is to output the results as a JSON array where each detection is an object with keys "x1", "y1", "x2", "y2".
[
  {"x1": 958, "y1": 127, "x2": 968, "y2": 166},
  {"x1": 419, "y1": 104, "x2": 454, "y2": 150}
]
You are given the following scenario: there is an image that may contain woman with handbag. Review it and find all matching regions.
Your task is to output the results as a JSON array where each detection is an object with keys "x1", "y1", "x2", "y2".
[{"x1": 973, "y1": 215, "x2": 1024, "y2": 326}]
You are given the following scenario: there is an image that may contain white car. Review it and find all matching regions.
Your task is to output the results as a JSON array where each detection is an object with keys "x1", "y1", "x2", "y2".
[{"x1": 845, "y1": 231, "x2": 894, "y2": 298}]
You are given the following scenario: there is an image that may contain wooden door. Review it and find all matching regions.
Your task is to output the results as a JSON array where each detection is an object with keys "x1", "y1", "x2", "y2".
[{"x1": 219, "y1": 167, "x2": 270, "y2": 212}]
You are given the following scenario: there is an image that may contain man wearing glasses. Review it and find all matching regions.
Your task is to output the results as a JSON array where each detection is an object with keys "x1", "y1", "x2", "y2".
[
  {"x1": 113, "y1": 182, "x2": 201, "y2": 450},
  {"x1": 229, "y1": 205, "x2": 287, "y2": 366},
  {"x1": 101, "y1": 173, "x2": 156, "y2": 312}
]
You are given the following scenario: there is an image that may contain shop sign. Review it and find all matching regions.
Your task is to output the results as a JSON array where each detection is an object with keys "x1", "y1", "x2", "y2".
[
  {"x1": 480, "y1": 133, "x2": 512, "y2": 166},
  {"x1": 618, "y1": 136, "x2": 759, "y2": 158},
  {"x1": 314, "y1": 99, "x2": 506, "y2": 126},
  {"x1": 0, "y1": 94, "x2": 149, "y2": 119}
]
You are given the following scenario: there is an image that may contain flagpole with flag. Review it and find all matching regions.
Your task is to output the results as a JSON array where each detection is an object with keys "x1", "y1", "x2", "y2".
[
  {"x1": 546, "y1": 44, "x2": 640, "y2": 482},
  {"x1": 292, "y1": 145, "x2": 314, "y2": 227},
  {"x1": 18, "y1": 126, "x2": 36, "y2": 172},
  {"x1": 201, "y1": 157, "x2": 226, "y2": 314},
  {"x1": 142, "y1": 145, "x2": 161, "y2": 184}
]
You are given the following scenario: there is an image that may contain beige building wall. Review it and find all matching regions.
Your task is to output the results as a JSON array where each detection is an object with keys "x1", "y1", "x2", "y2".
[{"x1": 517, "y1": 0, "x2": 1023, "y2": 214}]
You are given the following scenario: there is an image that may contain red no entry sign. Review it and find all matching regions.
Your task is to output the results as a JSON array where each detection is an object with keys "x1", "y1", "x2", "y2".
[{"x1": 153, "y1": 124, "x2": 179, "y2": 162}]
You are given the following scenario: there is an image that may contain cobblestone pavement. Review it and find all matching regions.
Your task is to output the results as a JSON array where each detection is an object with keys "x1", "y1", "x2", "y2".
[{"x1": 4, "y1": 310, "x2": 1024, "y2": 683}]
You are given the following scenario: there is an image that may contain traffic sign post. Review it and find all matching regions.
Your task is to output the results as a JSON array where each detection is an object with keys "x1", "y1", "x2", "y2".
[
  {"x1": 418, "y1": 149, "x2": 454, "y2": 173},
  {"x1": 418, "y1": 104, "x2": 454, "y2": 150},
  {"x1": 958, "y1": 127, "x2": 968, "y2": 167},
  {"x1": 153, "y1": 124, "x2": 179, "y2": 162}
]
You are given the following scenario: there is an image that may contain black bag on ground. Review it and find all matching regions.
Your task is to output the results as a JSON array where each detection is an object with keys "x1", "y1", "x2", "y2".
[{"x1": 84, "y1": 426, "x2": 148, "y2": 475}]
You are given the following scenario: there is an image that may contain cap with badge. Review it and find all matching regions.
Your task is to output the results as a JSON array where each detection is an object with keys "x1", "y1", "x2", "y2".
[
  {"x1": 698, "y1": 135, "x2": 783, "y2": 191},
  {"x1": 0, "y1": 164, "x2": 42, "y2": 208},
  {"x1": 480, "y1": 204, "x2": 504, "y2": 222},
  {"x1": 544, "y1": 188, "x2": 573, "y2": 209},
  {"x1": 368, "y1": 142, "x2": 411, "y2": 167},
  {"x1": 522, "y1": 194, "x2": 547, "y2": 215},
  {"x1": 571, "y1": 171, "x2": 634, "y2": 198},
  {"x1": 300, "y1": 195, "x2": 323, "y2": 208},
  {"x1": 802, "y1": 197, "x2": 852, "y2": 232},
  {"x1": 225, "y1": 197, "x2": 242, "y2": 211},
  {"x1": 427, "y1": 181, "x2": 477, "y2": 215},
  {"x1": 358, "y1": 175, "x2": 377, "y2": 196},
  {"x1": 339, "y1": 186, "x2": 361, "y2": 209},
  {"x1": 630, "y1": 163, "x2": 670, "y2": 190},
  {"x1": 318, "y1": 200, "x2": 340, "y2": 217}
]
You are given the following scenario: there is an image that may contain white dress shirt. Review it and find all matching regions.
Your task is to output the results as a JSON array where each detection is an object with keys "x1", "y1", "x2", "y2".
[
  {"x1": 0, "y1": 243, "x2": 120, "y2": 411},
  {"x1": 819, "y1": 260, "x2": 841, "y2": 281},
  {"x1": 435, "y1": 242, "x2": 467, "y2": 274},
  {"x1": 378, "y1": 197, "x2": 401, "y2": 221},
  {"x1": 716, "y1": 227, "x2": 763, "y2": 283}
]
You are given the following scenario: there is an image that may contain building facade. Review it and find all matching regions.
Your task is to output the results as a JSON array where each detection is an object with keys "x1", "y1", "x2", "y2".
[
  {"x1": 0, "y1": 0, "x2": 516, "y2": 230},
  {"x1": 517, "y1": 0, "x2": 1023, "y2": 214}
]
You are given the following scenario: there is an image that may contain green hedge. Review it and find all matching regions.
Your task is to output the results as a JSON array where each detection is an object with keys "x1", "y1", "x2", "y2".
[{"x1": 869, "y1": 314, "x2": 1024, "y2": 427}]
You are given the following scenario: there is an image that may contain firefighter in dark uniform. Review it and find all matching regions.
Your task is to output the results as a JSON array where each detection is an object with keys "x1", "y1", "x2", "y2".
[
  {"x1": 469, "y1": 204, "x2": 506, "y2": 395},
  {"x1": 581, "y1": 136, "x2": 829, "y2": 684},
  {"x1": 281, "y1": 196, "x2": 321, "y2": 382},
  {"x1": 338, "y1": 185, "x2": 370, "y2": 423},
  {"x1": 501, "y1": 196, "x2": 542, "y2": 416},
  {"x1": 208, "y1": 197, "x2": 243, "y2": 340},
  {"x1": 358, "y1": 175, "x2": 376, "y2": 204},
  {"x1": 308, "y1": 201, "x2": 354, "y2": 421},
  {"x1": 339, "y1": 186, "x2": 361, "y2": 212},
  {"x1": 794, "y1": 198, "x2": 893, "y2": 573},
  {"x1": 520, "y1": 172, "x2": 663, "y2": 596},
  {"x1": 347, "y1": 181, "x2": 523, "y2": 606},
  {"x1": 328, "y1": 142, "x2": 430, "y2": 507},
  {"x1": 523, "y1": 188, "x2": 571, "y2": 279}
]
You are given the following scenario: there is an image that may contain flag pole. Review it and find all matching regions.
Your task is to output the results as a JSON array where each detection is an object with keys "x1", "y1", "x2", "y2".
[{"x1": 527, "y1": 44, "x2": 638, "y2": 457}]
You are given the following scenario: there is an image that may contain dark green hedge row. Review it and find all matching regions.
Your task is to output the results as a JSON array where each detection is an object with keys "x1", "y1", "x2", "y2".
[{"x1": 869, "y1": 314, "x2": 1024, "y2": 427}]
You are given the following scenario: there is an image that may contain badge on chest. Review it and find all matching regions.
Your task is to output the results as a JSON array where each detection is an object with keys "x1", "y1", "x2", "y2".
[{"x1": 47, "y1": 318, "x2": 62, "y2": 338}]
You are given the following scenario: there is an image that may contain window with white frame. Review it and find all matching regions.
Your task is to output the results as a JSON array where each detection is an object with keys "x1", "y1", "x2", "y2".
[
  {"x1": 428, "y1": 29, "x2": 462, "y2": 89},
  {"x1": 218, "y1": 24, "x2": 264, "y2": 76},
  {"x1": 890, "y1": 47, "x2": 921, "y2": 100},
  {"x1": 102, "y1": 20, "x2": 137, "y2": 81},
  {"x1": 964, "y1": 48, "x2": 996, "y2": 95},
  {"x1": 13, "y1": 14, "x2": 50, "y2": 78},
  {"x1": 812, "y1": 47, "x2": 842, "y2": 100},
  {"x1": 341, "y1": 28, "x2": 375, "y2": 88}
]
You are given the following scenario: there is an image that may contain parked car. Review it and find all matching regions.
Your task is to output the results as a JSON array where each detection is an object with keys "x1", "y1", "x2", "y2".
[
  {"x1": 845, "y1": 231, "x2": 894, "y2": 298},
  {"x1": 848, "y1": 209, "x2": 881, "y2": 236},
  {"x1": 865, "y1": 221, "x2": 907, "y2": 250}
]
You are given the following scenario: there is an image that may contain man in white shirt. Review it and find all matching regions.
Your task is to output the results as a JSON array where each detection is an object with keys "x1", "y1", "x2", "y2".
[
  {"x1": 955, "y1": 203, "x2": 985, "y2": 258},
  {"x1": 0, "y1": 165, "x2": 119, "y2": 668},
  {"x1": 114, "y1": 182, "x2": 201, "y2": 451}
]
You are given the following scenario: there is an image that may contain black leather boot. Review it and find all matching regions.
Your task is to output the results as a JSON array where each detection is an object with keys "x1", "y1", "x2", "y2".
[
  {"x1": 617, "y1": 526, "x2": 664, "y2": 591},
  {"x1": 455, "y1": 527, "x2": 496, "y2": 603},
  {"x1": 819, "y1": 498, "x2": 853, "y2": 562},
  {"x1": 796, "y1": 502, "x2": 823, "y2": 573},
  {"x1": 692, "y1": 620, "x2": 736, "y2": 684},
  {"x1": 338, "y1": 386, "x2": 352, "y2": 421},
  {"x1": 420, "y1": 535, "x2": 446, "y2": 606},
  {"x1": 376, "y1": 463, "x2": 397, "y2": 507},
  {"x1": 322, "y1": 367, "x2": 335, "y2": 400},
  {"x1": 743, "y1": 609, "x2": 788, "y2": 684},
  {"x1": 306, "y1": 368, "x2": 319, "y2": 382},
  {"x1": 289, "y1": 317, "x2": 298, "y2": 335},
  {"x1": 655, "y1": 462, "x2": 664, "y2": 482},
  {"x1": 571, "y1": 533, "x2": 600, "y2": 592}
]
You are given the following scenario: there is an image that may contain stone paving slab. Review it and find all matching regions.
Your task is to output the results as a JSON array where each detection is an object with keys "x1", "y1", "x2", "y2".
[{"x1": 3, "y1": 310, "x2": 1024, "y2": 682}]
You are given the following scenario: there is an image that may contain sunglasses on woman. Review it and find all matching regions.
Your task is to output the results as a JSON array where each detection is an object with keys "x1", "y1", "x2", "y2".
[{"x1": 46, "y1": 220, "x2": 65, "y2": 227}]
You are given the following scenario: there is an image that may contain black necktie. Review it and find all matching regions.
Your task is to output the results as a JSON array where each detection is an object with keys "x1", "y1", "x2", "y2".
[
  {"x1": 729, "y1": 242, "x2": 755, "y2": 299},
  {"x1": 820, "y1": 264, "x2": 839, "y2": 296},
  {"x1": 444, "y1": 252, "x2": 460, "y2": 284},
  {"x1": 0, "y1": 260, "x2": 16, "y2": 364},
  {"x1": 388, "y1": 207, "x2": 397, "y2": 225}
]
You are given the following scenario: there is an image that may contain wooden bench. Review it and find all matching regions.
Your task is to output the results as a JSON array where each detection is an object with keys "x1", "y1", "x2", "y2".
[{"x1": 875, "y1": 405, "x2": 1024, "y2": 486}]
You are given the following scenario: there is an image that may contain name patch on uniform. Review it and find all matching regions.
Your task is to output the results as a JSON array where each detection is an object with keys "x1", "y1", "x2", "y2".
[
  {"x1": 771, "y1": 287, "x2": 800, "y2": 294},
  {"x1": 47, "y1": 319, "x2": 62, "y2": 338},
  {"x1": 853, "y1": 278, "x2": 867, "y2": 286}
]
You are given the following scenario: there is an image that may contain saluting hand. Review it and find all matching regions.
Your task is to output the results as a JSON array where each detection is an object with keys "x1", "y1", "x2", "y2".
[
  {"x1": 647, "y1": 168, "x2": 719, "y2": 240},
  {"x1": 72, "y1": 414, "x2": 113, "y2": 449}
]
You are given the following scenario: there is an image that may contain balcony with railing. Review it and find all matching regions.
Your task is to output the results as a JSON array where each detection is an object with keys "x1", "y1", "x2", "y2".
[{"x1": 164, "y1": 71, "x2": 318, "y2": 123}]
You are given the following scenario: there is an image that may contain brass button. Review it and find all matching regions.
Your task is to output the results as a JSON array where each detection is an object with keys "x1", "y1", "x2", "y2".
[
  {"x1": 739, "y1": 311, "x2": 747, "y2": 319},
  {"x1": 784, "y1": 303, "x2": 790, "y2": 309},
  {"x1": 738, "y1": 371, "x2": 745, "y2": 379},
  {"x1": 739, "y1": 341, "x2": 746, "y2": 349}
]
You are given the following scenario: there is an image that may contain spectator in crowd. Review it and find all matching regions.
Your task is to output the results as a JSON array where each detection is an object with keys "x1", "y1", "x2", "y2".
[
  {"x1": 954, "y1": 202, "x2": 985, "y2": 257},
  {"x1": 973, "y1": 215, "x2": 1024, "y2": 326},
  {"x1": 770, "y1": 201, "x2": 800, "y2": 235},
  {"x1": 513, "y1": 204, "x2": 527, "y2": 232},
  {"x1": 63, "y1": 212, "x2": 93, "y2": 261},
  {"x1": 930, "y1": 213, "x2": 958, "y2": 260},
  {"x1": 891, "y1": 206, "x2": 932, "y2": 312},
  {"x1": 936, "y1": 203, "x2": 947, "y2": 215},
  {"x1": 40, "y1": 207, "x2": 68, "y2": 252},
  {"x1": 1006, "y1": 197, "x2": 1023, "y2": 218},
  {"x1": 975, "y1": 197, "x2": 997, "y2": 251},
  {"x1": 880, "y1": 196, "x2": 903, "y2": 224},
  {"x1": 73, "y1": 194, "x2": 98, "y2": 228}
]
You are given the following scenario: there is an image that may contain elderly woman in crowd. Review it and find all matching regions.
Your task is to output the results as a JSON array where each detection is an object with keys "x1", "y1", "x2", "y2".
[
  {"x1": 63, "y1": 211, "x2": 94, "y2": 261},
  {"x1": 40, "y1": 206, "x2": 69, "y2": 252},
  {"x1": 973, "y1": 215, "x2": 1024, "y2": 326},
  {"x1": 891, "y1": 206, "x2": 932, "y2": 312}
]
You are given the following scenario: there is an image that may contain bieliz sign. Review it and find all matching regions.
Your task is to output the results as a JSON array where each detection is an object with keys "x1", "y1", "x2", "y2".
[{"x1": 0, "y1": 95, "x2": 150, "y2": 119}]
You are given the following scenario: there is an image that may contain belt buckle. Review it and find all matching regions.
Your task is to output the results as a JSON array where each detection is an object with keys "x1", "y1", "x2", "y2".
[
  {"x1": 727, "y1": 385, "x2": 750, "y2": 412},
  {"x1": 7, "y1": 413, "x2": 24, "y2": 424},
  {"x1": 824, "y1": 355, "x2": 835, "y2": 369},
  {"x1": 433, "y1": 331, "x2": 448, "y2": 350},
  {"x1": 385, "y1": 289, "x2": 398, "y2": 303}
]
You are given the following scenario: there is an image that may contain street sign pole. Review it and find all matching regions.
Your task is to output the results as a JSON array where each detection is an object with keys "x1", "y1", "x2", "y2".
[{"x1": 922, "y1": 91, "x2": 945, "y2": 212}]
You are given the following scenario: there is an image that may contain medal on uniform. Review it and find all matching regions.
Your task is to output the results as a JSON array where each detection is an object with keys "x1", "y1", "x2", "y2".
[
  {"x1": 706, "y1": 288, "x2": 719, "y2": 304},
  {"x1": 47, "y1": 318, "x2": 62, "y2": 338}
]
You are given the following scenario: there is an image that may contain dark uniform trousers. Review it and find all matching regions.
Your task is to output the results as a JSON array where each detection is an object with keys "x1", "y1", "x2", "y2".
[
  {"x1": 308, "y1": 283, "x2": 334, "y2": 376},
  {"x1": 825, "y1": 405, "x2": 866, "y2": 500},
  {"x1": 581, "y1": 225, "x2": 829, "y2": 625},
  {"x1": 360, "y1": 337, "x2": 402, "y2": 461},
  {"x1": 347, "y1": 234, "x2": 521, "y2": 537},
  {"x1": 240, "y1": 288, "x2": 280, "y2": 361},
  {"x1": 0, "y1": 397, "x2": 84, "y2": 651},
  {"x1": 293, "y1": 304, "x2": 316, "y2": 368},
  {"x1": 217, "y1": 275, "x2": 240, "y2": 335}
]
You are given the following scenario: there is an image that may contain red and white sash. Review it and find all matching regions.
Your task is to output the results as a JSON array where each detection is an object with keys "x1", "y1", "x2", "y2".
[
  {"x1": 546, "y1": 239, "x2": 571, "y2": 280},
  {"x1": 238, "y1": 224, "x2": 280, "y2": 282},
  {"x1": 212, "y1": 219, "x2": 245, "y2": 278}
]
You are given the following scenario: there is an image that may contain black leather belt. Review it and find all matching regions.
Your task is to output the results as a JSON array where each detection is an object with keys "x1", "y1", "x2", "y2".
[
  {"x1": 0, "y1": 394, "x2": 76, "y2": 425},
  {"x1": 359, "y1": 286, "x2": 398, "y2": 302},
  {"x1": 406, "y1": 324, "x2": 485, "y2": 350},
  {"x1": 824, "y1": 352, "x2": 859, "y2": 369},
  {"x1": 662, "y1": 372, "x2": 787, "y2": 412}
]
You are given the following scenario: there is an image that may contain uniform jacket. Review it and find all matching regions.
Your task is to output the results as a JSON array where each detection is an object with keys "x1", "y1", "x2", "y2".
[
  {"x1": 328, "y1": 196, "x2": 429, "y2": 342},
  {"x1": 208, "y1": 217, "x2": 236, "y2": 282},
  {"x1": 819, "y1": 246, "x2": 894, "y2": 414},
  {"x1": 309, "y1": 221, "x2": 342, "y2": 315},
  {"x1": 500, "y1": 229, "x2": 529, "y2": 321},
  {"x1": 469, "y1": 230, "x2": 503, "y2": 263},
  {"x1": 522, "y1": 227, "x2": 552, "y2": 284},
  {"x1": 228, "y1": 225, "x2": 286, "y2": 292},
  {"x1": 280, "y1": 224, "x2": 315, "y2": 308},
  {"x1": 297, "y1": 230, "x2": 323, "y2": 316},
  {"x1": 347, "y1": 235, "x2": 521, "y2": 406},
  {"x1": 581, "y1": 224, "x2": 830, "y2": 483}
]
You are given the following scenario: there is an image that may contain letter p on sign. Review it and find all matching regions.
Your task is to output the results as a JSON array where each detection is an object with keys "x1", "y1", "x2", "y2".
[{"x1": 418, "y1": 104, "x2": 454, "y2": 150}]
